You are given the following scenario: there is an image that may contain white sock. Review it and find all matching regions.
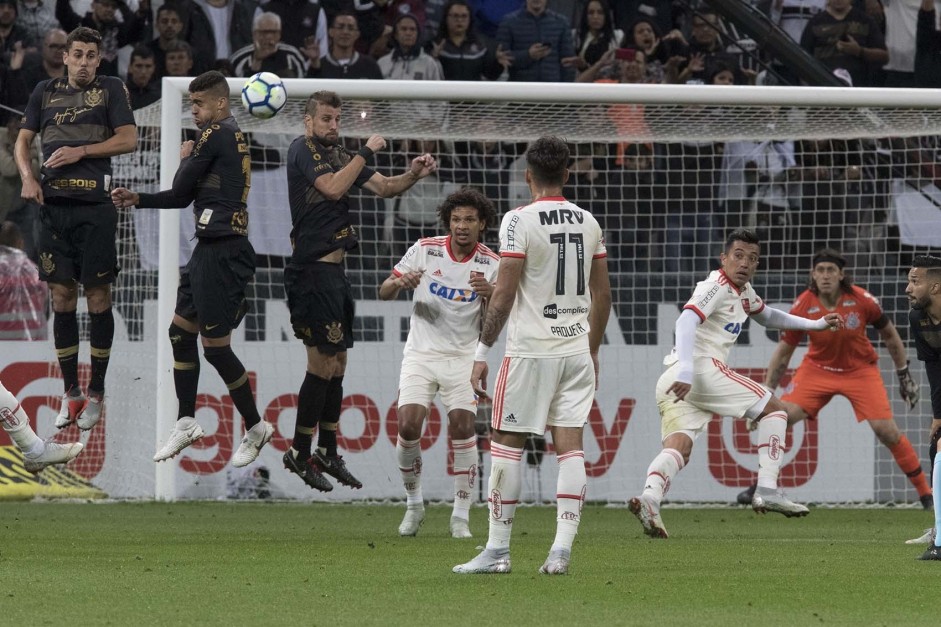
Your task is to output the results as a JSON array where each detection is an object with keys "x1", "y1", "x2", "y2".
[
  {"x1": 552, "y1": 450, "x2": 585, "y2": 553},
  {"x1": 641, "y1": 448, "x2": 685, "y2": 504},
  {"x1": 933, "y1": 454, "x2": 941, "y2": 548},
  {"x1": 757, "y1": 411, "x2": 788, "y2": 490},
  {"x1": 396, "y1": 435, "x2": 423, "y2": 507},
  {"x1": 0, "y1": 383, "x2": 43, "y2": 456},
  {"x1": 451, "y1": 436, "x2": 477, "y2": 520},
  {"x1": 486, "y1": 442, "x2": 522, "y2": 551}
]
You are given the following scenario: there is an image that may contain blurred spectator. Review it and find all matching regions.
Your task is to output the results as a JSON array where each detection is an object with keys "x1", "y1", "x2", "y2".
[
  {"x1": 800, "y1": 0, "x2": 888, "y2": 87},
  {"x1": 152, "y1": 4, "x2": 185, "y2": 79},
  {"x1": 308, "y1": 10, "x2": 383, "y2": 78},
  {"x1": 497, "y1": 0, "x2": 576, "y2": 82},
  {"x1": 915, "y1": 0, "x2": 941, "y2": 87},
  {"x1": 606, "y1": 141, "x2": 663, "y2": 273},
  {"x1": 424, "y1": 0, "x2": 449, "y2": 41},
  {"x1": 577, "y1": 46, "x2": 651, "y2": 83},
  {"x1": 263, "y1": 0, "x2": 328, "y2": 68},
  {"x1": 453, "y1": 134, "x2": 517, "y2": 217},
  {"x1": 627, "y1": 17, "x2": 687, "y2": 84},
  {"x1": 1, "y1": 0, "x2": 34, "y2": 64},
  {"x1": 0, "y1": 118, "x2": 40, "y2": 258},
  {"x1": 126, "y1": 44, "x2": 159, "y2": 109},
  {"x1": 183, "y1": 0, "x2": 255, "y2": 74},
  {"x1": 164, "y1": 38, "x2": 194, "y2": 76},
  {"x1": 230, "y1": 12, "x2": 307, "y2": 77},
  {"x1": 378, "y1": 13, "x2": 444, "y2": 79},
  {"x1": 0, "y1": 220, "x2": 47, "y2": 341},
  {"x1": 570, "y1": 0, "x2": 624, "y2": 75},
  {"x1": 771, "y1": 0, "x2": 826, "y2": 43},
  {"x1": 613, "y1": 0, "x2": 679, "y2": 38},
  {"x1": 55, "y1": 0, "x2": 152, "y2": 77},
  {"x1": 4, "y1": 27, "x2": 66, "y2": 111},
  {"x1": 357, "y1": 0, "x2": 427, "y2": 59},
  {"x1": 881, "y1": 0, "x2": 924, "y2": 86},
  {"x1": 15, "y1": 0, "x2": 61, "y2": 46},
  {"x1": 672, "y1": 8, "x2": 740, "y2": 84},
  {"x1": 475, "y1": 0, "x2": 523, "y2": 39},
  {"x1": 428, "y1": 0, "x2": 510, "y2": 81}
]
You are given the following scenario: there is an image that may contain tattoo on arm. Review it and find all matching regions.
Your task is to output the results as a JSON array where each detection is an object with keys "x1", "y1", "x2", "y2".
[{"x1": 481, "y1": 305, "x2": 510, "y2": 347}]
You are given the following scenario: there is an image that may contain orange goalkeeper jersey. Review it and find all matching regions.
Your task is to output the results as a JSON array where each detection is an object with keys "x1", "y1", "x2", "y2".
[{"x1": 780, "y1": 285, "x2": 883, "y2": 372}]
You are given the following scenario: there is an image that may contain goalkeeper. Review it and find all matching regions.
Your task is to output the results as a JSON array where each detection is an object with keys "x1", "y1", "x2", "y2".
[{"x1": 736, "y1": 248, "x2": 930, "y2": 509}]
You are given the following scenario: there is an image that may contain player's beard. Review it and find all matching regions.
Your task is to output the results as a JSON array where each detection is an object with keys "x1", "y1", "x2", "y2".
[
  {"x1": 910, "y1": 294, "x2": 931, "y2": 310},
  {"x1": 315, "y1": 132, "x2": 338, "y2": 147}
]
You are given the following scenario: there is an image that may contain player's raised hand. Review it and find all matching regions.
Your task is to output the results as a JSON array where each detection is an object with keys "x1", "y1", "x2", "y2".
[
  {"x1": 897, "y1": 364, "x2": 920, "y2": 410},
  {"x1": 471, "y1": 360, "x2": 489, "y2": 400},
  {"x1": 411, "y1": 154, "x2": 437, "y2": 179},
  {"x1": 821, "y1": 312, "x2": 844, "y2": 331},
  {"x1": 111, "y1": 187, "x2": 139, "y2": 209},
  {"x1": 365, "y1": 134, "x2": 387, "y2": 153}
]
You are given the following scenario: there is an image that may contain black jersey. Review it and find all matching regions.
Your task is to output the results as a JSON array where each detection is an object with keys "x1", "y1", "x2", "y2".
[
  {"x1": 138, "y1": 116, "x2": 250, "y2": 238},
  {"x1": 22, "y1": 76, "x2": 136, "y2": 204},
  {"x1": 286, "y1": 135, "x2": 375, "y2": 264},
  {"x1": 910, "y1": 307, "x2": 941, "y2": 419}
]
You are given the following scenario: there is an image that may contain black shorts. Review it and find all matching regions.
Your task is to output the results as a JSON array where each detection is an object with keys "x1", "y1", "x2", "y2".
[
  {"x1": 176, "y1": 236, "x2": 256, "y2": 338},
  {"x1": 284, "y1": 262, "x2": 354, "y2": 354},
  {"x1": 38, "y1": 201, "x2": 119, "y2": 286}
]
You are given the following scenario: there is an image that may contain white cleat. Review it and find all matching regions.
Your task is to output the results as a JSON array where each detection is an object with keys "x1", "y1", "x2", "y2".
[
  {"x1": 231, "y1": 420, "x2": 274, "y2": 467},
  {"x1": 450, "y1": 516, "x2": 472, "y2": 539},
  {"x1": 77, "y1": 394, "x2": 104, "y2": 431},
  {"x1": 752, "y1": 486, "x2": 809, "y2": 518},
  {"x1": 23, "y1": 441, "x2": 84, "y2": 473},
  {"x1": 906, "y1": 528, "x2": 937, "y2": 545},
  {"x1": 54, "y1": 390, "x2": 87, "y2": 429},
  {"x1": 452, "y1": 548, "x2": 511, "y2": 574},
  {"x1": 398, "y1": 504, "x2": 425, "y2": 536},
  {"x1": 628, "y1": 494, "x2": 669, "y2": 538},
  {"x1": 539, "y1": 548, "x2": 571, "y2": 575},
  {"x1": 154, "y1": 417, "x2": 205, "y2": 462}
]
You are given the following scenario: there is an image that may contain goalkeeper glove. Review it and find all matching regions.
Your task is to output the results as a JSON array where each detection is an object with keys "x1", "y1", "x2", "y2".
[{"x1": 897, "y1": 363, "x2": 920, "y2": 410}]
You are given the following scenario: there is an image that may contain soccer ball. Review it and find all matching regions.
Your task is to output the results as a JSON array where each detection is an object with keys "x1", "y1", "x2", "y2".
[{"x1": 241, "y1": 72, "x2": 287, "y2": 120}]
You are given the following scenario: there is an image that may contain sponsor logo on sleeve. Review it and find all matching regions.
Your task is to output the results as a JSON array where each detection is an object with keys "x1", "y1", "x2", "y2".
[{"x1": 697, "y1": 284, "x2": 720, "y2": 309}]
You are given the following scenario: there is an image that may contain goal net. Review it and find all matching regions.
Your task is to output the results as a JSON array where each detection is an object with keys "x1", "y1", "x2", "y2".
[{"x1": 4, "y1": 78, "x2": 939, "y2": 505}]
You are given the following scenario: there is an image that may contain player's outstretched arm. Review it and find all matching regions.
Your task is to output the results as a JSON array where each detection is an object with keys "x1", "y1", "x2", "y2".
[
  {"x1": 765, "y1": 340, "x2": 797, "y2": 390},
  {"x1": 14, "y1": 128, "x2": 42, "y2": 205},
  {"x1": 471, "y1": 256, "x2": 523, "y2": 398},
  {"x1": 364, "y1": 152, "x2": 438, "y2": 198},
  {"x1": 321, "y1": 134, "x2": 387, "y2": 200},
  {"x1": 878, "y1": 320, "x2": 920, "y2": 409},
  {"x1": 378, "y1": 271, "x2": 423, "y2": 300},
  {"x1": 751, "y1": 307, "x2": 844, "y2": 331}
]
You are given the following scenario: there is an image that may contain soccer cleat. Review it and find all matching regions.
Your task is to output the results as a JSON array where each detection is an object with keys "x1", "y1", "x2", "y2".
[
  {"x1": 398, "y1": 504, "x2": 425, "y2": 536},
  {"x1": 737, "y1": 483, "x2": 757, "y2": 506},
  {"x1": 231, "y1": 420, "x2": 274, "y2": 467},
  {"x1": 283, "y1": 451, "x2": 333, "y2": 492},
  {"x1": 920, "y1": 494, "x2": 934, "y2": 510},
  {"x1": 628, "y1": 494, "x2": 669, "y2": 539},
  {"x1": 538, "y1": 548, "x2": 571, "y2": 575},
  {"x1": 22, "y1": 441, "x2": 84, "y2": 473},
  {"x1": 450, "y1": 516, "x2": 472, "y2": 539},
  {"x1": 751, "y1": 486, "x2": 809, "y2": 518},
  {"x1": 76, "y1": 392, "x2": 104, "y2": 431},
  {"x1": 153, "y1": 417, "x2": 205, "y2": 462},
  {"x1": 311, "y1": 450, "x2": 362, "y2": 489},
  {"x1": 452, "y1": 548, "x2": 511, "y2": 574},
  {"x1": 906, "y1": 528, "x2": 937, "y2": 545},
  {"x1": 54, "y1": 389, "x2": 87, "y2": 429},
  {"x1": 917, "y1": 544, "x2": 941, "y2": 560}
]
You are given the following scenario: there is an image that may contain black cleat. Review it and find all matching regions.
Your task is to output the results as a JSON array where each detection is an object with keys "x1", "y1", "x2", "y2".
[
  {"x1": 283, "y1": 451, "x2": 333, "y2": 492},
  {"x1": 917, "y1": 544, "x2": 941, "y2": 561},
  {"x1": 311, "y1": 451, "x2": 363, "y2": 489},
  {"x1": 920, "y1": 494, "x2": 934, "y2": 510},
  {"x1": 737, "y1": 483, "x2": 757, "y2": 506}
]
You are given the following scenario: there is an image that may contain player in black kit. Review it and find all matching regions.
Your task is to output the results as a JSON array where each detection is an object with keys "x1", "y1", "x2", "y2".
[
  {"x1": 906, "y1": 255, "x2": 941, "y2": 560},
  {"x1": 111, "y1": 71, "x2": 274, "y2": 468},
  {"x1": 15, "y1": 26, "x2": 137, "y2": 432},
  {"x1": 282, "y1": 90, "x2": 437, "y2": 491}
]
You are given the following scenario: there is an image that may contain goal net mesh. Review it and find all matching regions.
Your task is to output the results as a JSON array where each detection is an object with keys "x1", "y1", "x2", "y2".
[{"x1": 16, "y1": 81, "x2": 937, "y2": 505}]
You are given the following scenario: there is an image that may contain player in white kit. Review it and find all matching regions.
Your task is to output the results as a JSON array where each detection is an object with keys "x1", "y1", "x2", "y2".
[
  {"x1": 379, "y1": 188, "x2": 499, "y2": 539},
  {"x1": 1, "y1": 378, "x2": 83, "y2": 473},
  {"x1": 453, "y1": 136, "x2": 612, "y2": 575},
  {"x1": 628, "y1": 229, "x2": 844, "y2": 539}
]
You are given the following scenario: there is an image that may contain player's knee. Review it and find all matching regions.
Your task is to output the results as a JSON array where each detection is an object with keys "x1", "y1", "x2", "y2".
[
  {"x1": 203, "y1": 345, "x2": 246, "y2": 385},
  {"x1": 169, "y1": 323, "x2": 199, "y2": 360},
  {"x1": 84, "y1": 286, "x2": 112, "y2": 312}
]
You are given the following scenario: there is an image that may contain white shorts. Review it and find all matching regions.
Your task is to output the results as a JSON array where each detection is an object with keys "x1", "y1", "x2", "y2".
[
  {"x1": 491, "y1": 353, "x2": 594, "y2": 434},
  {"x1": 656, "y1": 358, "x2": 771, "y2": 440},
  {"x1": 398, "y1": 353, "x2": 477, "y2": 414}
]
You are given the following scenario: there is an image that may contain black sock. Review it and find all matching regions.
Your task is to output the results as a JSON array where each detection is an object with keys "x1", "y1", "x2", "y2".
[
  {"x1": 293, "y1": 372, "x2": 330, "y2": 459},
  {"x1": 203, "y1": 345, "x2": 261, "y2": 429},
  {"x1": 169, "y1": 323, "x2": 200, "y2": 418},
  {"x1": 318, "y1": 375, "x2": 343, "y2": 457},
  {"x1": 53, "y1": 310, "x2": 80, "y2": 392},
  {"x1": 88, "y1": 308, "x2": 114, "y2": 395}
]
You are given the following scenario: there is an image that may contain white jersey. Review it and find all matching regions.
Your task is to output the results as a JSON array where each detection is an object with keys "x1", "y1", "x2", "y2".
[
  {"x1": 498, "y1": 197, "x2": 607, "y2": 357},
  {"x1": 393, "y1": 235, "x2": 499, "y2": 357},
  {"x1": 681, "y1": 269, "x2": 765, "y2": 364}
]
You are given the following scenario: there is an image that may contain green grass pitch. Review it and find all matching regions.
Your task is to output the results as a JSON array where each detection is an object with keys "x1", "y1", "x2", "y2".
[{"x1": 1, "y1": 502, "x2": 936, "y2": 626}]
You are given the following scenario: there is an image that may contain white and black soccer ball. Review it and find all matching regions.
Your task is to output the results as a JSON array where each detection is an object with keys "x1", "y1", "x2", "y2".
[{"x1": 241, "y1": 72, "x2": 287, "y2": 120}]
